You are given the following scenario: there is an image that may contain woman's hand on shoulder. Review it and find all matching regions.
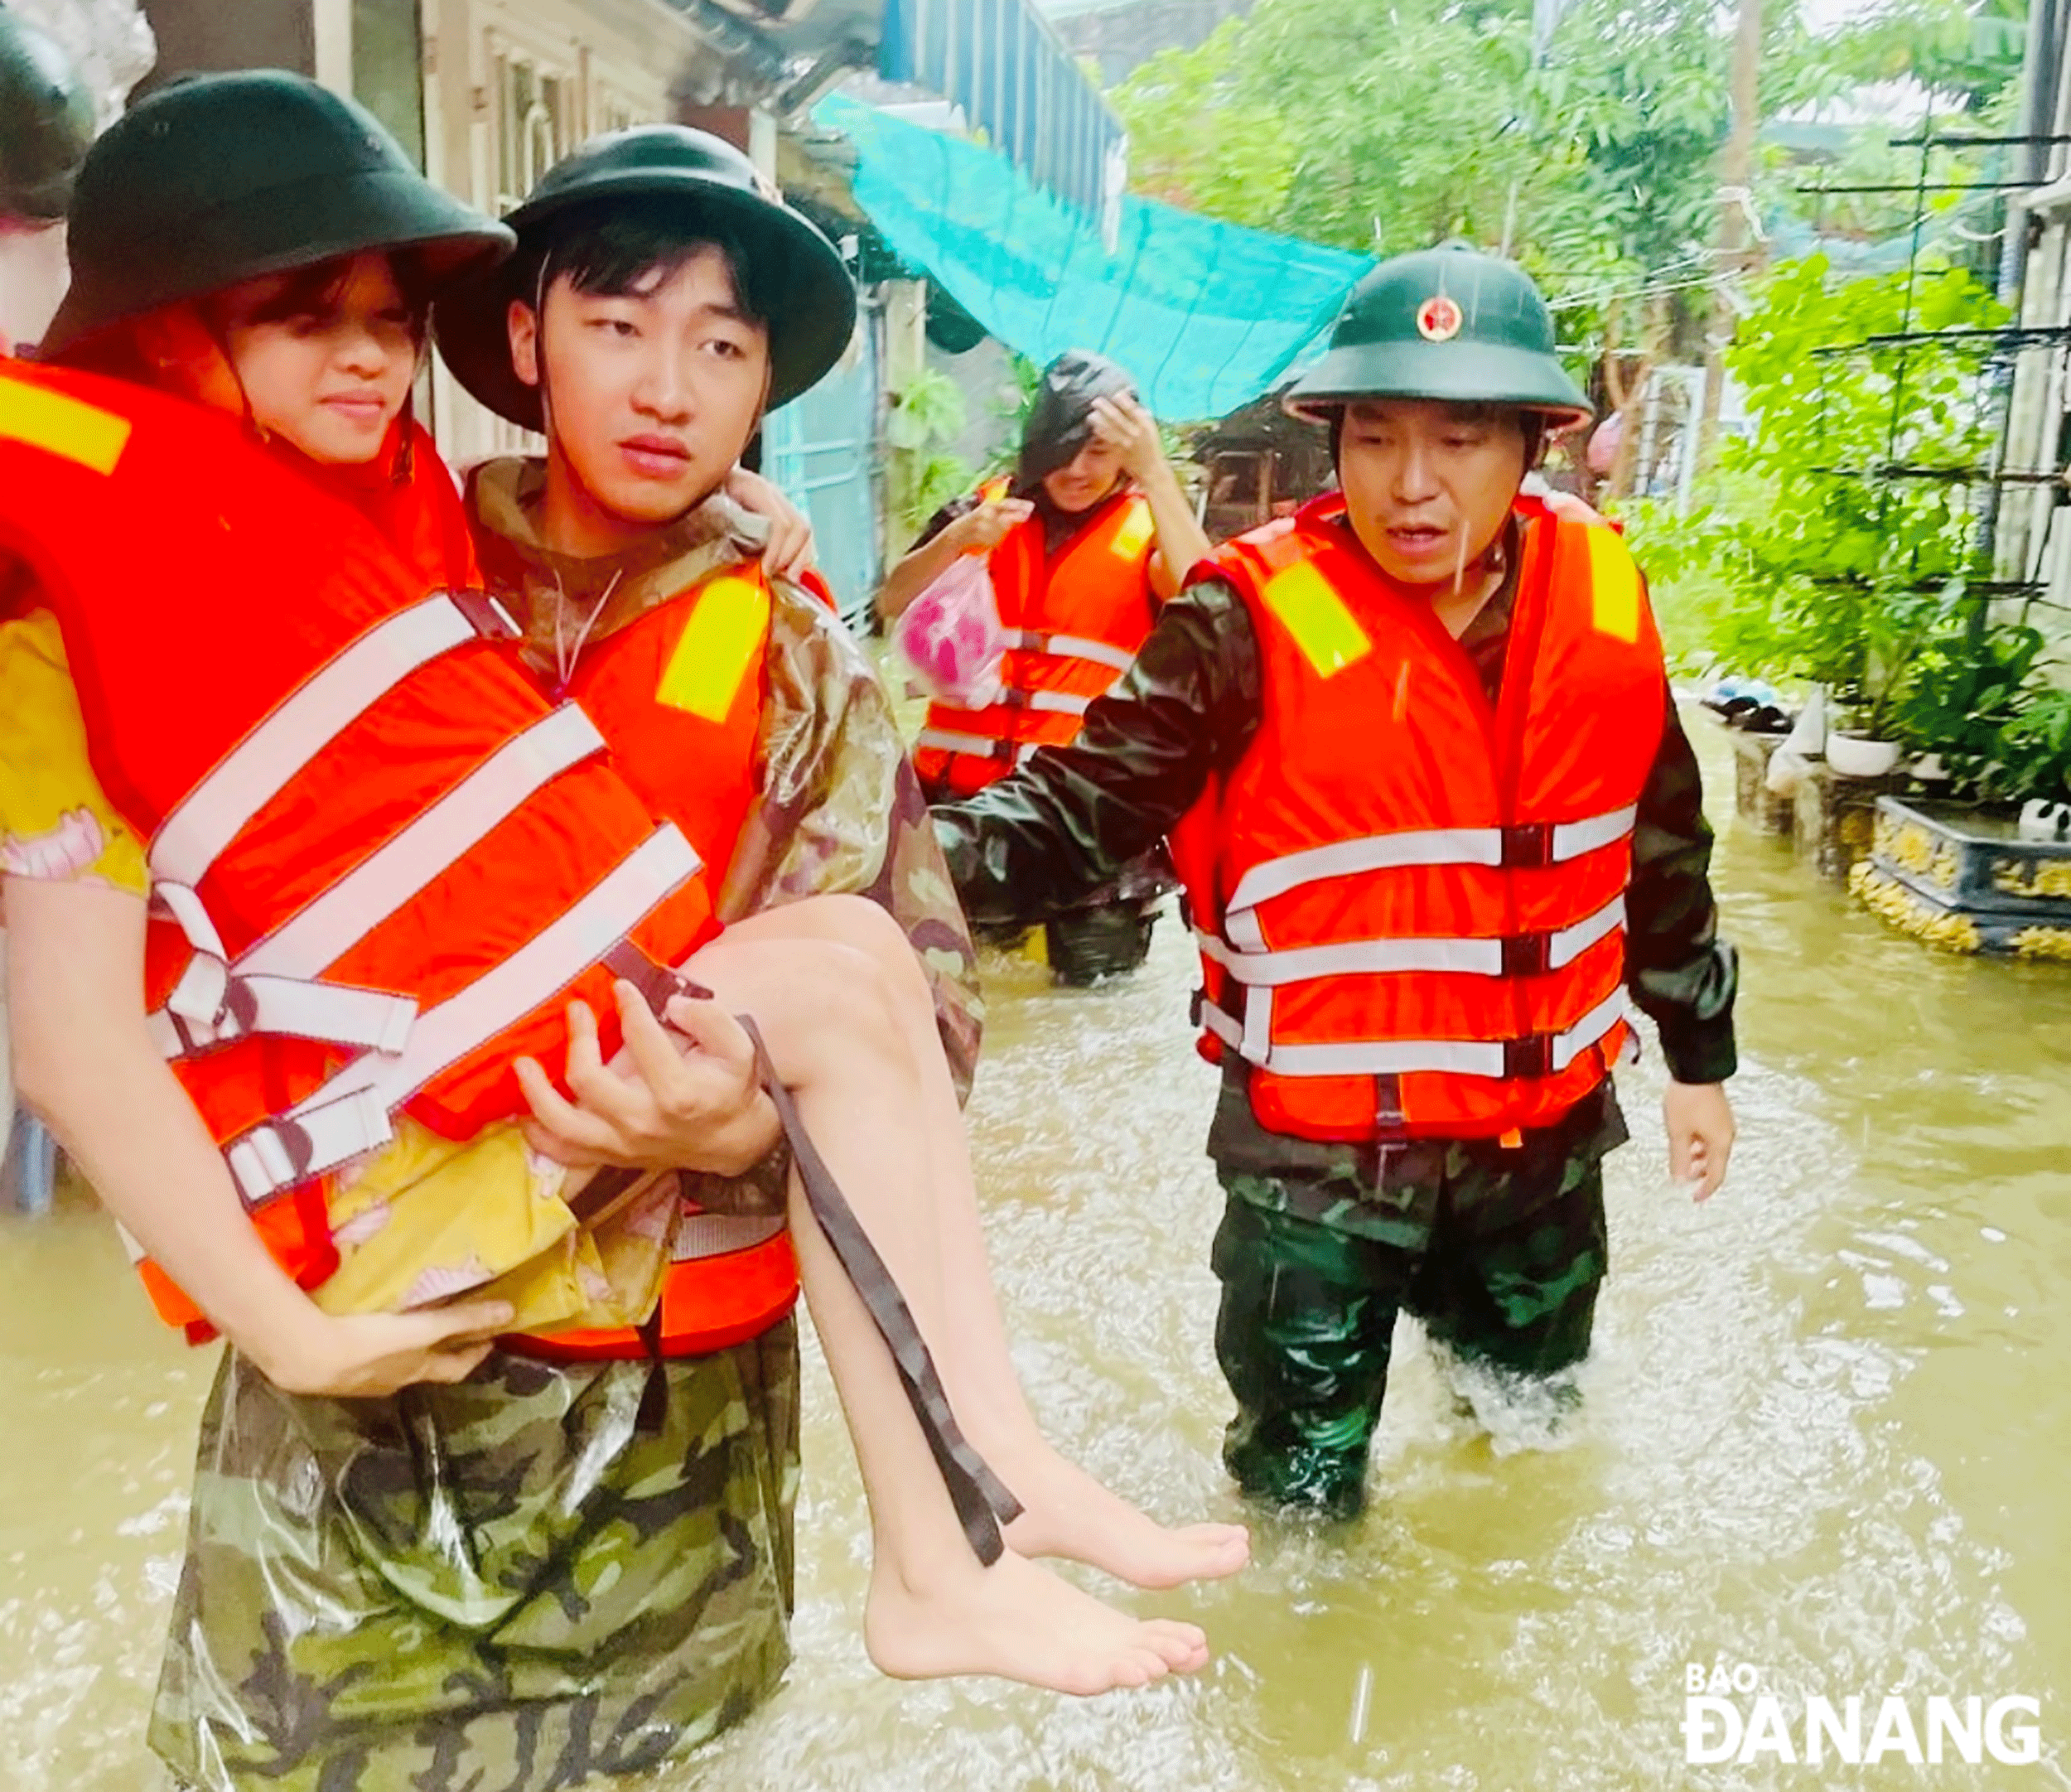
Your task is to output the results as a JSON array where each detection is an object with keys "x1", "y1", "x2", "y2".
[{"x1": 725, "y1": 465, "x2": 818, "y2": 584}]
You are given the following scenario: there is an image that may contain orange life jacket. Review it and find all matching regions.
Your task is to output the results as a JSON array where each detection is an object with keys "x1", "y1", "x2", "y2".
[
  {"x1": 913, "y1": 477, "x2": 1160, "y2": 797},
  {"x1": 500, "y1": 557, "x2": 803, "y2": 1363},
  {"x1": 0, "y1": 360, "x2": 722, "y2": 1331},
  {"x1": 1169, "y1": 492, "x2": 1667, "y2": 1143}
]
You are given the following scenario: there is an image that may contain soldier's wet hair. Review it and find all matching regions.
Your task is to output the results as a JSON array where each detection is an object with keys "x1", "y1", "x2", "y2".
[{"x1": 529, "y1": 199, "x2": 767, "y2": 328}]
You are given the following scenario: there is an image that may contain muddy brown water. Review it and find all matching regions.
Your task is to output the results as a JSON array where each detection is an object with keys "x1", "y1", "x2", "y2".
[{"x1": 2, "y1": 716, "x2": 2067, "y2": 1790}]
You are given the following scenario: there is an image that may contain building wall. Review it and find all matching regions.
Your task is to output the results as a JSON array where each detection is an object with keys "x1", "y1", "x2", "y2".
[
  {"x1": 2000, "y1": 15, "x2": 2071, "y2": 656},
  {"x1": 418, "y1": 0, "x2": 724, "y2": 463},
  {"x1": 929, "y1": 334, "x2": 1020, "y2": 485},
  {"x1": 138, "y1": 0, "x2": 312, "y2": 82},
  {"x1": 355, "y1": 0, "x2": 427, "y2": 163}
]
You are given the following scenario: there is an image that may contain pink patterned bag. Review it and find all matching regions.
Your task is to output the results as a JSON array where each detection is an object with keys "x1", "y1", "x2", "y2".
[{"x1": 891, "y1": 552, "x2": 1006, "y2": 706}]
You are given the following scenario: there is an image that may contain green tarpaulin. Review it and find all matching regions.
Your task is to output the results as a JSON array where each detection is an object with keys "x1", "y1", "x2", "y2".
[{"x1": 818, "y1": 94, "x2": 1370, "y2": 421}]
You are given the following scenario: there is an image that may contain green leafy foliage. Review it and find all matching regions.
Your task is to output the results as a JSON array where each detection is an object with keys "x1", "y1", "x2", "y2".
[
  {"x1": 1112, "y1": 0, "x2": 2021, "y2": 364},
  {"x1": 1629, "y1": 254, "x2": 2001, "y2": 703},
  {"x1": 1627, "y1": 255, "x2": 2071, "y2": 801},
  {"x1": 886, "y1": 368, "x2": 974, "y2": 540},
  {"x1": 1895, "y1": 623, "x2": 2071, "y2": 803},
  {"x1": 1122, "y1": 0, "x2": 1581, "y2": 259},
  {"x1": 1818, "y1": 0, "x2": 2026, "y2": 113}
]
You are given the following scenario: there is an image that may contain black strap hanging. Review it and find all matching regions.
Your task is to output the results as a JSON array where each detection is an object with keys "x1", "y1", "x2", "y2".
[{"x1": 741, "y1": 1017, "x2": 1023, "y2": 1565}]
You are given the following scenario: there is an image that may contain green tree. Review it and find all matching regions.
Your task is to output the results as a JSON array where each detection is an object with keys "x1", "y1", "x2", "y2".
[
  {"x1": 1821, "y1": 0, "x2": 2027, "y2": 113},
  {"x1": 1629, "y1": 254, "x2": 2008, "y2": 729},
  {"x1": 1120, "y1": 0, "x2": 1571, "y2": 256},
  {"x1": 1113, "y1": 0, "x2": 1847, "y2": 364},
  {"x1": 1111, "y1": 0, "x2": 2004, "y2": 353}
]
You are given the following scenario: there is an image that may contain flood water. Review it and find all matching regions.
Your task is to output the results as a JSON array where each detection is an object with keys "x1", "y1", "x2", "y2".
[{"x1": 3, "y1": 713, "x2": 2068, "y2": 1790}]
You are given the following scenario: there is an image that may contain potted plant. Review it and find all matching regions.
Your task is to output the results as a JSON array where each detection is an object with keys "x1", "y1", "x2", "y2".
[
  {"x1": 1821, "y1": 572, "x2": 1984, "y2": 777},
  {"x1": 1891, "y1": 608, "x2": 2069, "y2": 805}
]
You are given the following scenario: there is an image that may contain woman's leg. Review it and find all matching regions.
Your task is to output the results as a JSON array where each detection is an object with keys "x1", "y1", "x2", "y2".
[
  {"x1": 705, "y1": 895, "x2": 1248, "y2": 1590},
  {"x1": 686, "y1": 921, "x2": 1210, "y2": 1693}
]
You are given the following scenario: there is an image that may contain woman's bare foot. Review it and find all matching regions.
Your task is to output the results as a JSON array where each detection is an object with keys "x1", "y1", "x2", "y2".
[
  {"x1": 997, "y1": 1446, "x2": 1252, "y2": 1589},
  {"x1": 862, "y1": 1546, "x2": 1210, "y2": 1695}
]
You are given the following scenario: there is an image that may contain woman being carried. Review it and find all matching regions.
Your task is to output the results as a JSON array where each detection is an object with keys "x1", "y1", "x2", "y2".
[{"x1": 2, "y1": 80, "x2": 1243, "y2": 1765}]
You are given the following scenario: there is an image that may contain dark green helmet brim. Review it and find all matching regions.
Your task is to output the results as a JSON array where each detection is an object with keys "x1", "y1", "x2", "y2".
[
  {"x1": 433, "y1": 125, "x2": 858, "y2": 430},
  {"x1": 1286, "y1": 338, "x2": 1591, "y2": 427},
  {"x1": 41, "y1": 71, "x2": 511, "y2": 361}
]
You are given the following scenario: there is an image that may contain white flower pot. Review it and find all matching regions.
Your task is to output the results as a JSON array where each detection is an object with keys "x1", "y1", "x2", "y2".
[{"x1": 1826, "y1": 732, "x2": 1903, "y2": 778}]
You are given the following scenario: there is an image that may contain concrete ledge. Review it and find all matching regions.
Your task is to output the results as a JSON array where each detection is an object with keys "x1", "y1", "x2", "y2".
[
  {"x1": 1794, "y1": 761, "x2": 1904, "y2": 884},
  {"x1": 1718, "y1": 722, "x2": 1794, "y2": 836}
]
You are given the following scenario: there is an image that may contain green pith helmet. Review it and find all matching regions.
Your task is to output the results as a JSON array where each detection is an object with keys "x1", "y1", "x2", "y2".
[
  {"x1": 0, "y1": 5, "x2": 94, "y2": 221},
  {"x1": 41, "y1": 70, "x2": 513, "y2": 361},
  {"x1": 1284, "y1": 243, "x2": 1591, "y2": 429},
  {"x1": 434, "y1": 124, "x2": 858, "y2": 430}
]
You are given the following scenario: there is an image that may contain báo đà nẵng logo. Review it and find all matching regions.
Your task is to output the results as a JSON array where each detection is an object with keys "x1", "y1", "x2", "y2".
[{"x1": 1683, "y1": 1663, "x2": 2042, "y2": 1768}]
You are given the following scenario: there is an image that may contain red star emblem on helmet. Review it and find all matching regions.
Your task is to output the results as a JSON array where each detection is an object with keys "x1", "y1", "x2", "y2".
[{"x1": 1417, "y1": 295, "x2": 1464, "y2": 342}]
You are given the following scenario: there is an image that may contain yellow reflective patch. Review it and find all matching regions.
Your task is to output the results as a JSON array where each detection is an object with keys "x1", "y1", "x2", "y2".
[
  {"x1": 0, "y1": 375, "x2": 131, "y2": 474},
  {"x1": 1108, "y1": 500, "x2": 1155, "y2": 563},
  {"x1": 1586, "y1": 525, "x2": 1642, "y2": 644},
  {"x1": 655, "y1": 573, "x2": 770, "y2": 721},
  {"x1": 1259, "y1": 558, "x2": 1373, "y2": 679}
]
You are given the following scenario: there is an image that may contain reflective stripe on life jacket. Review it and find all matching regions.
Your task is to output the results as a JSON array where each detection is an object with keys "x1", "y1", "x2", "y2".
[
  {"x1": 0, "y1": 361, "x2": 722, "y2": 1326},
  {"x1": 914, "y1": 485, "x2": 1158, "y2": 798},
  {"x1": 1170, "y1": 492, "x2": 1667, "y2": 1142},
  {"x1": 500, "y1": 555, "x2": 802, "y2": 1363}
]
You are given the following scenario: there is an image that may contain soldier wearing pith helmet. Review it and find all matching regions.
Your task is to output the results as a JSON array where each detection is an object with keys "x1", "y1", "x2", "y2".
[{"x1": 936, "y1": 241, "x2": 1739, "y2": 1519}]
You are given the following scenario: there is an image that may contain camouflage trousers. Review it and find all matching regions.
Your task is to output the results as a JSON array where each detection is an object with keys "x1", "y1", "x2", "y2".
[
  {"x1": 1211, "y1": 1152, "x2": 1610, "y2": 1518},
  {"x1": 150, "y1": 1321, "x2": 800, "y2": 1792}
]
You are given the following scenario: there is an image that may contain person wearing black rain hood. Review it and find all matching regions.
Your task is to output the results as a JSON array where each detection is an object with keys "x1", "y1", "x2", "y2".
[{"x1": 877, "y1": 350, "x2": 1212, "y2": 983}]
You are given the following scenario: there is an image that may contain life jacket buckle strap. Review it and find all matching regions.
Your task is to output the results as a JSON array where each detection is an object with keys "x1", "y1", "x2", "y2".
[
  {"x1": 225, "y1": 1114, "x2": 316, "y2": 1205},
  {"x1": 1499, "y1": 932, "x2": 1555, "y2": 978},
  {"x1": 151, "y1": 974, "x2": 420, "y2": 1060},
  {"x1": 167, "y1": 970, "x2": 263, "y2": 1051},
  {"x1": 1502, "y1": 1033, "x2": 1556, "y2": 1080},
  {"x1": 1501, "y1": 822, "x2": 1554, "y2": 869},
  {"x1": 601, "y1": 939, "x2": 709, "y2": 1017},
  {"x1": 446, "y1": 587, "x2": 522, "y2": 642}
]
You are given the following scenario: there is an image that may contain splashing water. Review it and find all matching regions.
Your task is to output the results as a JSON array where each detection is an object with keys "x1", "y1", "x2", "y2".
[{"x1": 2, "y1": 717, "x2": 2068, "y2": 1790}]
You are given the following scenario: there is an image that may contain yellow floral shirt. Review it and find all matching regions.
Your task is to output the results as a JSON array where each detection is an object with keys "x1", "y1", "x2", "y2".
[
  {"x1": 0, "y1": 607, "x2": 660, "y2": 1331},
  {"x1": 0, "y1": 610, "x2": 149, "y2": 893}
]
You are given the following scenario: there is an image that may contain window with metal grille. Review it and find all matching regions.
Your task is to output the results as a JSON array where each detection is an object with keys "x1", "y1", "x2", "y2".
[{"x1": 494, "y1": 53, "x2": 571, "y2": 217}]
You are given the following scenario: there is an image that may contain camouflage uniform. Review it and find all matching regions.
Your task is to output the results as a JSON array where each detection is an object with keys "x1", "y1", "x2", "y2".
[
  {"x1": 938, "y1": 564, "x2": 1737, "y2": 1519},
  {"x1": 1209, "y1": 1072, "x2": 1624, "y2": 1516},
  {"x1": 149, "y1": 471, "x2": 982, "y2": 1790}
]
